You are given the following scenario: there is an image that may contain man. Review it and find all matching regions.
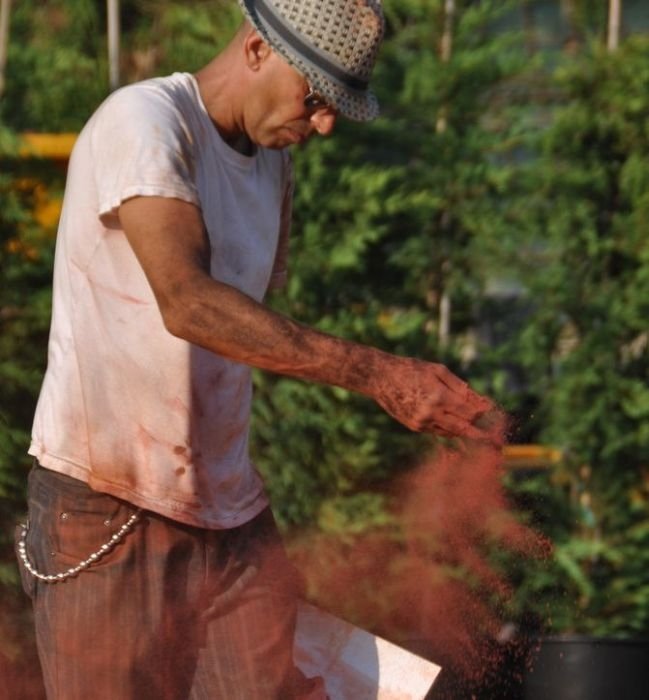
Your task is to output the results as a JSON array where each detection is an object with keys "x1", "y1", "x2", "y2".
[{"x1": 17, "y1": 1, "x2": 500, "y2": 698}]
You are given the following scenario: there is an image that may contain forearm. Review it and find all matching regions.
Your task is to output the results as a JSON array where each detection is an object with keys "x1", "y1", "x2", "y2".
[
  {"x1": 162, "y1": 274, "x2": 387, "y2": 398},
  {"x1": 161, "y1": 275, "x2": 503, "y2": 443}
]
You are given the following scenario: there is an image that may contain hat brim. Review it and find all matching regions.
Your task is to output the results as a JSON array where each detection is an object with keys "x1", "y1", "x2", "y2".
[{"x1": 237, "y1": 0, "x2": 380, "y2": 122}]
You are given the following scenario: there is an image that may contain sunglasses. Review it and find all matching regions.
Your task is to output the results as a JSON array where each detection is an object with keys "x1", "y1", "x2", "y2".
[{"x1": 304, "y1": 81, "x2": 332, "y2": 112}]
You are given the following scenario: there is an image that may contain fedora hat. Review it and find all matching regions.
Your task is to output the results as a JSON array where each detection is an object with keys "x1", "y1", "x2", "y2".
[{"x1": 237, "y1": 0, "x2": 385, "y2": 121}]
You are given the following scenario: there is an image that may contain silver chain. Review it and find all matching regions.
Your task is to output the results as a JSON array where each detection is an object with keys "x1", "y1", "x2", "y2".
[{"x1": 17, "y1": 509, "x2": 142, "y2": 583}]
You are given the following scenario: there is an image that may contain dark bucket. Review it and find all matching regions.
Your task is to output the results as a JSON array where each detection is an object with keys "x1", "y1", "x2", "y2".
[{"x1": 523, "y1": 635, "x2": 649, "y2": 700}]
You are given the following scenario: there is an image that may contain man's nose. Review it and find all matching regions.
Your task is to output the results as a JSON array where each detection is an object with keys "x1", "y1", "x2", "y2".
[{"x1": 310, "y1": 110, "x2": 337, "y2": 136}]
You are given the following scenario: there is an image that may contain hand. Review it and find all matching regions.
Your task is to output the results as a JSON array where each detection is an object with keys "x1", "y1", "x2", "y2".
[{"x1": 374, "y1": 357, "x2": 504, "y2": 444}]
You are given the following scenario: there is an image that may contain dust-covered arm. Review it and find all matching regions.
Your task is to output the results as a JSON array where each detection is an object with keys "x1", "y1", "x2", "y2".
[{"x1": 119, "y1": 195, "x2": 500, "y2": 442}]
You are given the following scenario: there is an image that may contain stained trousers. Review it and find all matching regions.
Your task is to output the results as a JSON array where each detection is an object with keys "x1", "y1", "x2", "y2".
[{"x1": 16, "y1": 464, "x2": 324, "y2": 700}]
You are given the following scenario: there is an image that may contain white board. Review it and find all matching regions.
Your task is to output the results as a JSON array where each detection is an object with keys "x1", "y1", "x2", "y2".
[{"x1": 295, "y1": 602, "x2": 442, "y2": 700}]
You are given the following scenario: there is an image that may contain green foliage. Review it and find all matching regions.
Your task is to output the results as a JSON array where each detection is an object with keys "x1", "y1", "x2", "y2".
[
  {"x1": 495, "y1": 36, "x2": 649, "y2": 637},
  {"x1": 1, "y1": 0, "x2": 107, "y2": 130},
  {"x1": 0, "y1": 0, "x2": 239, "y2": 131},
  {"x1": 0, "y1": 153, "x2": 57, "y2": 593},
  {"x1": 127, "y1": 0, "x2": 241, "y2": 77},
  {"x1": 252, "y1": 371, "x2": 419, "y2": 526}
]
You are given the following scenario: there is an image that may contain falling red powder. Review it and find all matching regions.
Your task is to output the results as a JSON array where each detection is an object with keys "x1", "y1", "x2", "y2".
[{"x1": 288, "y1": 412, "x2": 551, "y2": 693}]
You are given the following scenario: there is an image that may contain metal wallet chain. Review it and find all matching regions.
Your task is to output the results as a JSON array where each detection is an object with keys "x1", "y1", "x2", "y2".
[{"x1": 17, "y1": 509, "x2": 142, "y2": 583}]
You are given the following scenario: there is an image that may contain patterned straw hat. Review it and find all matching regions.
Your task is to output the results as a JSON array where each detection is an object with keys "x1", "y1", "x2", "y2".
[{"x1": 237, "y1": 0, "x2": 385, "y2": 121}]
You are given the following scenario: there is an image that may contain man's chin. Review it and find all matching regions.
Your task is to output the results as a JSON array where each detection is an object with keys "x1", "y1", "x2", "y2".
[
  {"x1": 282, "y1": 126, "x2": 311, "y2": 147},
  {"x1": 258, "y1": 129, "x2": 311, "y2": 150}
]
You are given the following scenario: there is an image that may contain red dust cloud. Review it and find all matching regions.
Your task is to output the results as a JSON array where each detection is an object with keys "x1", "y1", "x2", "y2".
[{"x1": 289, "y1": 413, "x2": 551, "y2": 693}]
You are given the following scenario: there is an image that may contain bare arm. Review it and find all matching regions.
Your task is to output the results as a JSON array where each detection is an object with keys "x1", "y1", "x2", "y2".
[{"x1": 119, "y1": 196, "x2": 500, "y2": 442}]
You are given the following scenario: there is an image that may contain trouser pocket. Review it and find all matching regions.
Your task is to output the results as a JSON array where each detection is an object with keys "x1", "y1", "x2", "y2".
[{"x1": 19, "y1": 464, "x2": 140, "y2": 585}]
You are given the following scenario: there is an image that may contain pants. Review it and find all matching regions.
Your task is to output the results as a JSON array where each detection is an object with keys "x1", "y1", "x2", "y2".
[{"x1": 16, "y1": 464, "x2": 324, "y2": 700}]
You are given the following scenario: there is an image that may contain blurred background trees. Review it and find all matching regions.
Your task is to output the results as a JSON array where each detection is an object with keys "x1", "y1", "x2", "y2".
[
  {"x1": 1, "y1": 0, "x2": 649, "y2": 695},
  {"x1": 498, "y1": 33, "x2": 649, "y2": 638}
]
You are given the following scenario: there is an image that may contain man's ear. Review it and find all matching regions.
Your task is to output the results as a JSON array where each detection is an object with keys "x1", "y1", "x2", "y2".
[{"x1": 243, "y1": 30, "x2": 272, "y2": 71}]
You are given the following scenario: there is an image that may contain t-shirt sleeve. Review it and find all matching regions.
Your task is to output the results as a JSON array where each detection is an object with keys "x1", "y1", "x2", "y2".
[
  {"x1": 268, "y1": 151, "x2": 294, "y2": 290},
  {"x1": 90, "y1": 84, "x2": 200, "y2": 222}
]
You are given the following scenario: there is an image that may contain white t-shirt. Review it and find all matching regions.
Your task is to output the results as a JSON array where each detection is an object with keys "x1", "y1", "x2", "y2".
[{"x1": 29, "y1": 72, "x2": 293, "y2": 529}]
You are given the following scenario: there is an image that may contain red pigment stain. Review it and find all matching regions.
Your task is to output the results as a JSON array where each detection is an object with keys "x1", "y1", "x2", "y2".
[{"x1": 288, "y1": 409, "x2": 550, "y2": 690}]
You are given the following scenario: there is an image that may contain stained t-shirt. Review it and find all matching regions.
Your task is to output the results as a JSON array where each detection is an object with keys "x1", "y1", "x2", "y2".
[{"x1": 29, "y1": 72, "x2": 293, "y2": 529}]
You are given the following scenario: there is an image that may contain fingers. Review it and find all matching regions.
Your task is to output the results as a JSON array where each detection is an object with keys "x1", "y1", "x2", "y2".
[
  {"x1": 414, "y1": 366, "x2": 505, "y2": 443},
  {"x1": 474, "y1": 407, "x2": 507, "y2": 435},
  {"x1": 433, "y1": 410, "x2": 506, "y2": 447},
  {"x1": 433, "y1": 366, "x2": 494, "y2": 417},
  {"x1": 436, "y1": 389, "x2": 497, "y2": 434}
]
